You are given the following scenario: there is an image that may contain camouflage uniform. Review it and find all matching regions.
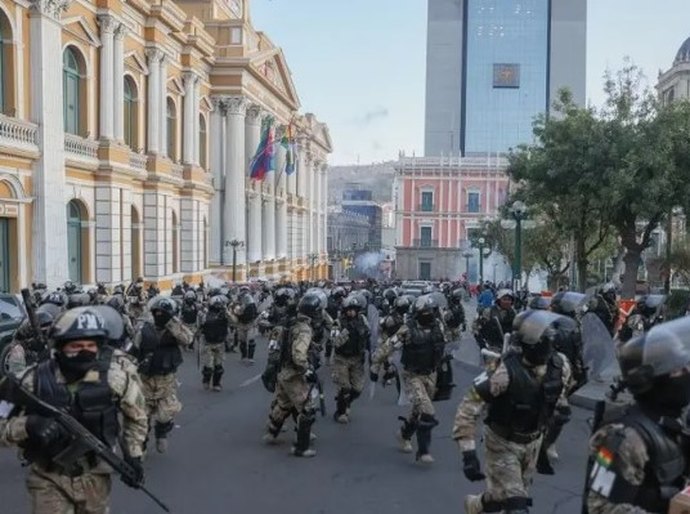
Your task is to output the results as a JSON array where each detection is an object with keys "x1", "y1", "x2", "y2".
[
  {"x1": 473, "y1": 305, "x2": 516, "y2": 352},
  {"x1": 228, "y1": 310, "x2": 257, "y2": 361},
  {"x1": 0, "y1": 349, "x2": 147, "y2": 514},
  {"x1": 453, "y1": 352, "x2": 570, "y2": 513},
  {"x1": 331, "y1": 313, "x2": 370, "y2": 422}
]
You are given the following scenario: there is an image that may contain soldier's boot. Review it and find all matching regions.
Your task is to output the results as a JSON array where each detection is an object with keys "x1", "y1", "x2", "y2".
[
  {"x1": 463, "y1": 494, "x2": 483, "y2": 514},
  {"x1": 333, "y1": 390, "x2": 349, "y2": 424},
  {"x1": 239, "y1": 340, "x2": 248, "y2": 361},
  {"x1": 202, "y1": 366, "x2": 213, "y2": 391},
  {"x1": 262, "y1": 415, "x2": 284, "y2": 445},
  {"x1": 346, "y1": 389, "x2": 360, "y2": 418},
  {"x1": 154, "y1": 420, "x2": 174, "y2": 454},
  {"x1": 324, "y1": 342, "x2": 333, "y2": 366},
  {"x1": 415, "y1": 413, "x2": 438, "y2": 463},
  {"x1": 397, "y1": 416, "x2": 416, "y2": 453},
  {"x1": 212, "y1": 365, "x2": 224, "y2": 392},
  {"x1": 246, "y1": 340, "x2": 256, "y2": 364},
  {"x1": 291, "y1": 410, "x2": 316, "y2": 458}
]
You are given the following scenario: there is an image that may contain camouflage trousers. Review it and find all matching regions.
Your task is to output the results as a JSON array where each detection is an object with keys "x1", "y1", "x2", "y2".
[
  {"x1": 331, "y1": 354, "x2": 365, "y2": 395},
  {"x1": 402, "y1": 370, "x2": 437, "y2": 418},
  {"x1": 27, "y1": 465, "x2": 111, "y2": 514},
  {"x1": 268, "y1": 370, "x2": 311, "y2": 425},
  {"x1": 141, "y1": 373, "x2": 182, "y2": 425},
  {"x1": 202, "y1": 341, "x2": 225, "y2": 369},
  {"x1": 481, "y1": 427, "x2": 542, "y2": 507}
]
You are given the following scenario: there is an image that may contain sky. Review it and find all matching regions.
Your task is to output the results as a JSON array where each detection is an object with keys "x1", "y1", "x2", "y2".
[{"x1": 250, "y1": 0, "x2": 690, "y2": 165}]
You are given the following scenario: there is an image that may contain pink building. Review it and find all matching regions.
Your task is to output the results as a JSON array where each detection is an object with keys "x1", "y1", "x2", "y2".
[{"x1": 394, "y1": 155, "x2": 510, "y2": 280}]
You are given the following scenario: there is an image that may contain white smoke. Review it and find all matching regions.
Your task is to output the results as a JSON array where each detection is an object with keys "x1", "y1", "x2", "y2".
[{"x1": 354, "y1": 252, "x2": 385, "y2": 279}]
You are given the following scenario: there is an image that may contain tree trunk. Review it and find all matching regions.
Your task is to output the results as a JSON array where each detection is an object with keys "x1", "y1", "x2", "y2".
[
  {"x1": 610, "y1": 246, "x2": 626, "y2": 287},
  {"x1": 621, "y1": 249, "x2": 641, "y2": 299},
  {"x1": 575, "y1": 235, "x2": 588, "y2": 292}
]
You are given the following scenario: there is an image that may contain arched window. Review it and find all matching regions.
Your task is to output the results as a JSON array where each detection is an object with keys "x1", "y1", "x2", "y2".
[
  {"x1": 63, "y1": 47, "x2": 83, "y2": 135},
  {"x1": 0, "y1": 11, "x2": 13, "y2": 115},
  {"x1": 166, "y1": 97, "x2": 176, "y2": 160},
  {"x1": 199, "y1": 114, "x2": 207, "y2": 169},
  {"x1": 124, "y1": 76, "x2": 138, "y2": 149}
]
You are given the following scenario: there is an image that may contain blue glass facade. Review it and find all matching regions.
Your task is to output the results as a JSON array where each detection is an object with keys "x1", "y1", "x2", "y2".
[{"x1": 463, "y1": 0, "x2": 550, "y2": 154}]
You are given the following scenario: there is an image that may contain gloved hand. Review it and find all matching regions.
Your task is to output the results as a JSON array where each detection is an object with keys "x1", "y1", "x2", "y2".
[
  {"x1": 369, "y1": 368, "x2": 379, "y2": 383},
  {"x1": 304, "y1": 368, "x2": 318, "y2": 384},
  {"x1": 121, "y1": 456, "x2": 144, "y2": 488},
  {"x1": 26, "y1": 415, "x2": 66, "y2": 448},
  {"x1": 462, "y1": 450, "x2": 485, "y2": 482}
]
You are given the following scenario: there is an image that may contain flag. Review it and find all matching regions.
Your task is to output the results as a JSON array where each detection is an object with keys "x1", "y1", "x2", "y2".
[
  {"x1": 281, "y1": 123, "x2": 297, "y2": 176},
  {"x1": 249, "y1": 116, "x2": 276, "y2": 181}
]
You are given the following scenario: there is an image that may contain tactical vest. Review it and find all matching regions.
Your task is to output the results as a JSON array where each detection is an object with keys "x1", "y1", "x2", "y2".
[
  {"x1": 382, "y1": 313, "x2": 404, "y2": 337},
  {"x1": 446, "y1": 306, "x2": 464, "y2": 329},
  {"x1": 181, "y1": 303, "x2": 198, "y2": 325},
  {"x1": 486, "y1": 352, "x2": 564, "y2": 436},
  {"x1": 202, "y1": 311, "x2": 229, "y2": 343},
  {"x1": 23, "y1": 347, "x2": 119, "y2": 473},
  {"x1": 279, "y1": 320, "x2": 298, "y2": 369},
  {"x1": 326, "y1": 298, "x2": 340, "y2": 320},
  {"x1": 335, "y1": 316, "x2": 368, "y2": 357},
  {"x1": 138, "y1": 322, "x2": 183, "y2": 376},
  {"x1": 590, "y1": 407, "x2": 687, "y2": 513},
  {"x1": 311, "y1": 316, "x2": 326, "y2": 344},
  {"x1": 400, "y1": 320, "x2": 445, "y2": 375}
]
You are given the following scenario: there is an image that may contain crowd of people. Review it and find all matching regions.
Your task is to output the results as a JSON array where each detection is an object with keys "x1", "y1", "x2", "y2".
[{"x1": 0, "y1": 276, "x2": 686, "y2": 514}]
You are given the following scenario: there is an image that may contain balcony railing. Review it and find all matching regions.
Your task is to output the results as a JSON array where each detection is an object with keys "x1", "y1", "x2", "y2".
[
  {"x1": 0, "y1": 114, "x2": 38, "y2": 150},
  {"x1": 129, "y1": 152, "x2": 148, "y2": 172},
  {"x1": 64, "y1": 134, "x2": 98, "y2": 159},
  {"x1": 413, "y1": 239, "x2": 438, "y2": 248},
  {"x1": 418, "y1": 203, "x2": 435, "y2": 212}
]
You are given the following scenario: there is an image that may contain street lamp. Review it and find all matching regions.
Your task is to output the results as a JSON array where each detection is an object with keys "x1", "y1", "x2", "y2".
[
  {"x1": 477, "y1": 236, "x2": 486, "y2": 284},
  {"x1": 511, "y1": 200, "x2": 527, "y2": 290},
  {"x1": 225, "y1": 239, "x2": 244, "y2": 283},
  {"x1": 461, "y1": 248, "x2": 473, "y2": 281}
]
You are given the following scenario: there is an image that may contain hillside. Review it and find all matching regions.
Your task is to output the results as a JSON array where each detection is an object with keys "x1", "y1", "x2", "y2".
[{"x1": 327, "y1": 162, "x2": 396, "y2": 204}]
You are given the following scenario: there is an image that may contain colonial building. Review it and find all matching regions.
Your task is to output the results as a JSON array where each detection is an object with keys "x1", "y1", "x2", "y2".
[
  {"x1": 0, "y1": 0, "x2": 330, "y2": 292},
  {"x1": 394, "y1": 154, "x2": 510, "y2": 280}
]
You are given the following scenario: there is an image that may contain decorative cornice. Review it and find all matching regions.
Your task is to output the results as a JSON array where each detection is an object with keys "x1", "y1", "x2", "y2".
[
  {"x1": 246, "y1": 104, "x2": 262, "y2": 124},
  {"x1": 30, "y1": 0, "x2": 69, "y2": 20},
  {"x1": 223, "y1": 96, "x2": 249, "y2": 116},
  {"x1": 145, "y1": 47, "x2": 164, "y2": 64}
]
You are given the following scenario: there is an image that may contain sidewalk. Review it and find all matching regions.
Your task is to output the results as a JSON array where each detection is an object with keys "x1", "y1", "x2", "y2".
[{"x1": 452, "y1": 301, "x2": 620, "y2": 411}]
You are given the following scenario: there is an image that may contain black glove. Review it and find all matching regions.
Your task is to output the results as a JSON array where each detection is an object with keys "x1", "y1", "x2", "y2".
[
  {"x1": 462, "y1": 450, "x2": 485, "y2": 482},
  {"x1": 536, "y1": 446, "x2": 555, "y2": 475},
  {"x1": 25, "y1": 415, "x2": 66, "y2": 448},
  {"x1": 369, "y1": 370, "x2": 379, "y2": 383},
  {"x1": 121, "y1": 456, "x2": 144, "y2": 489},
  {"x1": 304, "y1": 368, "x2": 318, "y2": 384}
]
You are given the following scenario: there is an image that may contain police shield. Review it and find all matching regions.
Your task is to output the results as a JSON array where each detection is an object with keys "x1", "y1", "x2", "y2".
[
  {"x1": 642, "y1": 316, "x2": 690, "y2": 376},
  {"x1": 428, "y1": 292, "x2": 448, "y2": 311},
  {"x1": 581, "y1": 312, "x2": 616, "y2": 380}
]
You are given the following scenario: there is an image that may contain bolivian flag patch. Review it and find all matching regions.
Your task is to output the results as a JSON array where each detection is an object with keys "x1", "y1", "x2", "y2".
[{"x1": 596, "y1": 447, "x2": 614, "y2": 467}]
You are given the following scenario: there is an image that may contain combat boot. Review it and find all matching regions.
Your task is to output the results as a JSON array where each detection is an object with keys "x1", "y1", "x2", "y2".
[
  {"x1": 292, "y1": 411, "x2": 316, "y2": 457},
  {"x1": 415, "y1": 414, "x2": 438, "y2": 464},
  {"x1": 333, "y1": 391, "x2": 349, "y2": 424},
  {"x1": 154, "y1": 421, "x2": 174, "y2": 454},
  {"x1": 212, "y1": 365, "x2": 224, "y2": 392},
  {"x1": 247, "y1": 340, "x2": 256, "y2": 364},
  {"x1": 239, "y1": 340, "x2": 248, "y2": 361},
  {"x1": 464, "y1": 494, "x2": 483, "y2": 514},
  {"x1": 397, "y1": 416, "x2": 416, "y2": 453},
  {"x1": 202, "y1": 366, "x2": 213, "y2": 391}
]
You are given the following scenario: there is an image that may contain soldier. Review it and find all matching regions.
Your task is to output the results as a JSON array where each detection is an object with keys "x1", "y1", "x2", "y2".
[
  {"x1": 229, "y1": 291, "x2": 259, "y2": 363},
  {"x1": 199, "y1": 296, "x2": 230, "y2": 391},
  {"x1": 443, "y1": 288, "x2": 467, "y2": 342},
  {"x1": 262, "y1": 292, "x2": 321, "y2": 458},
  {"x1": 583, "y1": 316, "x2": 690, "y2": 514},
  {"x1": 331, "y1": 295, "x2": 370, "y2": 424},
  {"x1": 585, "y1": 283, "x2": 620, "y2": 337},
  {"x1": 132, "y1": 296, "x2": 192, "y2": 454},
  {"x1": 325, "y1": 287, "x2": 347, "y2": 365},
  {"x1": 617, "y1": 293, "x2": 666, "y2": 344},
  {"x1": 474, "y1": 289, "x2": 517, "y2": 353},
  {"x1": 454, "y1": 310, "x2": 570, "y2": 514},
  {"x1": 370, "y1": 294, "x2": 447, "y2": 464},
  {"x1": 126, "y1": 280, "x2": 147, "y2": 322},
  {"x1": 0, "y1": 307, "x2": 148, "y2": 514},
  {"x1": 105, "y1": 295, "x2": 136, "y2": 350},
  {"x1": 3, "y1": 304, "x2": 58, "y2": 377},
  {"x1": 180, "y1": 290, "x2": 200, "y2": 352}
]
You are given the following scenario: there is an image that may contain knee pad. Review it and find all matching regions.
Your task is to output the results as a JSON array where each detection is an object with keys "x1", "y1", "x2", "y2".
[
  {"x1": 154, "y1": 420, "x2": 174, "y2": 438},
  {"x1": 418, "y1": 413, "x2": 439, "y2": 429}
]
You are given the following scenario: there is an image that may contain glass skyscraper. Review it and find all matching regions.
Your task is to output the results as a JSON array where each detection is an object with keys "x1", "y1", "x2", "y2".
[{"x1": 424, "y1": 0, "x2": 586, "y2": 157}]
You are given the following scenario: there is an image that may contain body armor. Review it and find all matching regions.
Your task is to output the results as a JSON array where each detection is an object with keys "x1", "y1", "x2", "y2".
[
  {"x1": 445, "y1": 306, "x2": 465, "y2": 329},
  {"x1": 400, "y1": 320, "x2": 445, "y2": 375},
  {"x1": 336, "y1": 316, "x2": 368, "y2": 357},
  {"x1": 202, "y1": 311, "x2": 229, "y2": 344},
  {"x1": 484, "y1": 353, "x2": 564, "y2": 437},
  {"x1": 181, "y1": 304, "x2": 198, "y2": 325},
  {"x1": 381, "y1": 313, "x2": 404, "y2": 338},
  {"x1": 138, "y1": 322, "x2": 183, "y2": 376},
  {"x1": 23, "y1": 348, "x2": 119, "y2": 474}
]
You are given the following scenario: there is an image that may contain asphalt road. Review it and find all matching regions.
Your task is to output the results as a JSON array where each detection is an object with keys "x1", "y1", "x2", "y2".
[{"x1": 0, "y1": 333, "x2": 591, "y2": 514}]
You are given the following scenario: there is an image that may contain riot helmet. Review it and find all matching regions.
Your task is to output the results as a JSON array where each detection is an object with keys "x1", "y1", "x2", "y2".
[
  {"x1": 618, "y1": 317, "x2": 690, "y2": 414},
  {"x1": 184, "y1": 291, "x2": 197, "y2": 304},
  {"x1": 209, "y1": 287, "x2": 222, "y2": 298},
  {"x1": 450, "y1": 288, "x2": 465, "y2": 305},
  {"x1": 50, "y1": 307, "x2": 108, "y2": 346},
  {"x1": 359, "y1": 290, "x2": 373, "y2": 307},
  {"x1": 394, "y1": 295, "x2": 413, "y2": 315},
  {"x1": 413, "y1": 295, "x2": 438, "y2": 326},
  {"x1": 331, "y1": 286, "x2": 347, "y2": 300},
  {"x1": 421, "y1": 284, "x2": 436, "y2": 295},
  {"x1": 550, "y1": 291, "x2": 586, "y2": 318},
  {"x1": 63, "y1": 280, "x2": 77, "y2": 295},
  {"x1": 383, "y1": 288, "x2": 399, "y2": 305},
  {"x1": 274, "y1": 287, "x2": 297, "y2": 308},
  {"x1": 41, "y1": 291, "x2": 66, "y2": 309},
  {"x1": 512, "y1": 310, "x2": 560, "y2": 366},
  {"x1": 636, "y1": 294, "x2": 667, "y2": 319},
  {"x1": 306, "y1": 288, "x2": 328, "y2": 310},
  {"x1": 106, "y1": 295, "x2": 125, "y2": 314},
  {"x1": 298, "y1": 293, "x2": 322, "y2": 319},
  {"x1": 342, "y1": 295, "x2": 364, "y2": 317},
  {"x1": 149, "y1": 296, "x2": 178, "y2": 328},
  {"x1": 528, "y1": 295, "x2": 551, "y2": 311},
  {"x1": 599, "y1": 282, "x2": 619, "y2": 305},
  {"x1": 496, "y1": 289, "x2": 514, "y2": 310},
  {"x1": 209, "y1": 295, "x2": 227, "y2": 311},
  {"x1": 87, "y1": 288, "x2": 98, "y2": 304}
]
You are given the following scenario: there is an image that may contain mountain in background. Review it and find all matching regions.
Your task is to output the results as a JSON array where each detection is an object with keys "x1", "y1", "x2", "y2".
[{"x1": 327, "y1": 162, "x2": 396, "y2": 204}]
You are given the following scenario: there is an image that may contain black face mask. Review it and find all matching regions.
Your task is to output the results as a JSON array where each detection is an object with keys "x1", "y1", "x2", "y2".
[
  {"x1": 153, "y1": 312, "x2": 172, "y2": 328},
  {"x1": 522, "y1": 340, "x2": 552, "y2": 366},
  {"x1": 417, "y1": 313, "x2": 434, "y2": 326},
  {"x1": 56, "y1": 350, "x2": 98, "y2": 383},
  {"x1": 645, "y1": 374, "x2": 690, "y2": 417}
]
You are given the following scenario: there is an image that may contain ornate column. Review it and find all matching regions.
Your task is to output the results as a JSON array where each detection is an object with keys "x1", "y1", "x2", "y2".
[
  {"x1": 113, "y1": 23, "x2": 126, "y2": 142},
  {"x1": 145, "y1": 48, "x2": 162, "y2": 154},
  {"x1": 158, "y1": 55, "x2": 168, "y2": 156},
  {"x1": 182, "y1": 72, "x2": 195, "y2": 164},
  {"x1": 209, "y1": 97, "x2": 225, "y2": 265},
  {"x1": 245, "y1": 105, "x2": 262, "y2": 263},
  {"x1": 223, "y1": 96, "x2": 248, "y2": 266},
  {"x1": 29, "y1": 0, "x2": 69, "y2": 286},
  {"x1": 98, "y1": 14, "x2": 116, "y2": 140}
]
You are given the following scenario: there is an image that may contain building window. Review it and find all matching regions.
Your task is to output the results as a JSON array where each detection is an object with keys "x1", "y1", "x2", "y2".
[
  {"x1": 63, "y1": 47, "x2": 83, "y2": 135},
  {"x1": 420, "y1": 191, "x2": 434, "y2": 212},
  {"x1": 199, "y1": 114, "x2": 207, "y2": 169},
  {"x1": 166, "y1": 97, "x2": 177, "y2": 160},
  {"x1": 420, "y1": 226, "x2": 432, "y2": 247},
  {"x1": 0, "y1": 11, "x2": 12, "y2": 115},
  {"x1": 467, "y1": 191, "x2": 480, "y2": 213},
  {"x1": 419, "y1": 261, "x2": 432, "y2": 281},
  {"x1": 124, "y1": 77, "x2": 138, "y2": 149}
]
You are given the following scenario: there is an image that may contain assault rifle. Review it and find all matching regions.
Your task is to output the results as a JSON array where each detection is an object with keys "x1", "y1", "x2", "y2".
[
  {"x1": 1, "y1": 375, "x2": 170, "y2": 512},
  {"x1": 20, "y1": 288, "x2": 48, "y2": 349}
]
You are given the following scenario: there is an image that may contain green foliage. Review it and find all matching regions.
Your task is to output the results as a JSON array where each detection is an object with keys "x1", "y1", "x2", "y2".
[{"x1": 666, "y1": 289, "x2": 690, "y2": 320}]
